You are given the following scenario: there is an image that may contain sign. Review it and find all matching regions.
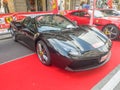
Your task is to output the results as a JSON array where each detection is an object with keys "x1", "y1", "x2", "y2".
[
  {"x1": 107, "y1": 0, "x2": 113, "y2": 8},
  {"x1": 52, "y1": 0, "x2": 58, "y2": 14}
]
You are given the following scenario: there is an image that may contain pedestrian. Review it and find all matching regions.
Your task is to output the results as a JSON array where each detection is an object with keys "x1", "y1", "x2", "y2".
[
  {"x1": 81, "y1": 1, "x2": 90, "y2": 9},
  {"x1": 80, "y1": 1, "x2": 85, "y2": 9},
  {"x1": 3, "y1": 0, "x2": 9, "y2": 13},
  {"x1": 86, "y1": 2, "x2": 90, "y2": 9}
]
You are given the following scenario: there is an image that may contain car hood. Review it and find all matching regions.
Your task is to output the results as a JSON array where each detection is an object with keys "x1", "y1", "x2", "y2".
[{"x1": 46, "y1": 27, "x2": 111, "y2": 55}]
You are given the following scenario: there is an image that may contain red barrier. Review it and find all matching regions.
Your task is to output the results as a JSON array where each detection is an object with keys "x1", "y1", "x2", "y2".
[
  {"x1": 0, "y1": 13, "x2": 14, "y2": 29},
  {"x1": 0, "y1": 11, "x2": 53, "y2": 30}
]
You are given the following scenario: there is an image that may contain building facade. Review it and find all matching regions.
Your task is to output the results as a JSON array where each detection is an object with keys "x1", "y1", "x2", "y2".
[
  {"x1": 3, "y1": 0, "x2": 87, "y2": 13},
  {"x1": 1, "y1": 0, "x2": 120, "y2": 13},
  {"x1": 0, "y1": 0, "x2": 47, "y2": 13}
]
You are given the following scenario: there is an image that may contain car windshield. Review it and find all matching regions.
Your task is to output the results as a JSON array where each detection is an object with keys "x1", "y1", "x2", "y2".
[
  {"x1": 36, "y1": 15, "x2": 77, "y2": 32},
  {"x1": 88, "y1": 10, "x2": 109, "y2": 18}
]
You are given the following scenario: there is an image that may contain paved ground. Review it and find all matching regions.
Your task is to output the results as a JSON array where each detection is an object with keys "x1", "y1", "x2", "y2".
[
  {"x1": 0, "y1": 38, "x2": 34, "y2": 64},
  {"x1": 0, "y1": 30, "x2": 11, "y2": 40},
  {"x1": 92, "y1": 65, "x2": 120, "y2": 90}
]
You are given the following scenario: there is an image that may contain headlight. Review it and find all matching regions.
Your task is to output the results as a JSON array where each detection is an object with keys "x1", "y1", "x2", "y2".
[
  {"x1": 61, "y1": 43, "x2": 81, "y2": 56},
  {"x1": 68, "y1": 49, "x2": 81, "y2": 56}
]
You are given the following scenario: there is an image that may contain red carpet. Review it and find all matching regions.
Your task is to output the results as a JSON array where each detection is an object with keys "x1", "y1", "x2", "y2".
[{"x1": 0, "y1": 41, "x2": 120, "y2": 90}]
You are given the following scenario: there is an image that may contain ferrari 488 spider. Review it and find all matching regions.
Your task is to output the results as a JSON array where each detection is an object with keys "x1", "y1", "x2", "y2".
[{"x1": 9, "y1": 14, "x2": 112, "y2": 71}]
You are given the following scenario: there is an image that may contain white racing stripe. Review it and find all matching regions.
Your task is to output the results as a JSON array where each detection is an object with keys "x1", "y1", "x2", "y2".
[{"x1": 101, "y1": 70, "x2": 120, "y2": 90}]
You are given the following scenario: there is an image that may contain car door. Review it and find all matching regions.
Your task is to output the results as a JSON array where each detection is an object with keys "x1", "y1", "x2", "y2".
[
  {"x1": 18, "y1": 17, "x2": 32, "y2": 43},
  {"x1": 70, "y1": 11, "x2": 90, "y2": 25},
  {"x1": 11, "y1": 21, "x2": 25, "y2": 41},
  {"x1": 22, "y1": 18, "x2": 37, "y2": 50}
]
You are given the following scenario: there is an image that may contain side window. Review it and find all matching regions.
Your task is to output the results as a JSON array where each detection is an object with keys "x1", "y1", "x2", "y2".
[
  {"x1": 22, "y1": 17, "x2": 35, "y2": 32},
  {"x1": 36, "y1": 16, "x2": 46, "y2": 25},
  {"x1": 36, "y1": 15, "x2": 53, "y2": 26},
  {"x1": 79, "y1": 12, "x2": 86, "y2": 17},
  {"x1": 52, "y1": 15, "x2": 72, "y2": 28},
  {"x1": 27, "y1": 19, "x2": 36, "y2": 32},
  {"x1": 22, "y1": 17, "x2": 31, "y2": 26},
  {"x1": 72, "y1": 11, "x2": 89, "y2": 17},
  {"x1": 72, "y1": 12, "x2": 80, "y2": 16}
]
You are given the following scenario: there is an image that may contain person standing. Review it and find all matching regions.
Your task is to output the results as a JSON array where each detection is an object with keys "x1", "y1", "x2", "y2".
[
  {"x1": 85, "y1": 2, "x2": 90, "y2": 9},
  {"x1": 81, "y1": 1, "x2": 90, "y2": 9},
  {"x1": 3, "y1": 0, "x2": 9, "y2": 13},
  {"x1": 80, "y1": 1, "x2": 86, "y2": 9}
]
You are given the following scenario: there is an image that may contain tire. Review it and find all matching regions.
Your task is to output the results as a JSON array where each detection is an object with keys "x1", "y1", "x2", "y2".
[
  {"x1": 102, "y1": 25, "x2": 119, "y2": 40},
  {"x1": 36, "y1": 40, "x2": 51, "y2": 66},
  {"x1": 9, "y1": 27, "x2": 17, "y2": 42}
]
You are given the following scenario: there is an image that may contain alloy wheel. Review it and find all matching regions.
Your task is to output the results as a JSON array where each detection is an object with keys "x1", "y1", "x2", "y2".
[
  {"x1": 36, "y1": 41, "x2": 51, "y2": 65},
  {"x1": 103, "y1": 25, "x2": 119, "y2": 40}
]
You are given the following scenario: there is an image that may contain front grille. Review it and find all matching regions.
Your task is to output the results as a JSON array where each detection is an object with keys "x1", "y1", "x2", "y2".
[
  {"x1": 68, "y1": 59, "x2": 100, "y2": 70},
  {"x1": 67, "y1": 51, "x2": 111, "y2": 71}
]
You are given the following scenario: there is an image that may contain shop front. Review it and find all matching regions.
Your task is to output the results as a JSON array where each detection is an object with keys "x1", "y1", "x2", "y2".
[
  {"x1": 1, "y1": 0, "x2": 89, "y2": 13},
  {"x1": 1, "y1": 0, "x2": 120, "y2": 13},
  {"x1": 26, "y1": 0, "x2": 46, "y2": 12},
  {"x1": 1, "y1": 0, "x2": 47, "y2": 13},
  {"x1": 0, "y1": 0, "x2": 10, "y2": 13}
]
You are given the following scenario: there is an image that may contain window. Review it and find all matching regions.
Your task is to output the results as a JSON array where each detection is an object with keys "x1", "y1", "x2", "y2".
[
  {"x1": 22, "y1": 16, "x2": 32, "y2": 26},
  {"x1": 27, "y1": 20, "x2": 36, "y2": 31},
  {"x1": 22, "y1": 17, "x2": 35, "y2": 32},
  {"x1": 36, "y1": 15, "x2": 76, "y2": 32},
  {"x1": 72, "y1": 11, "x2": 88, "y2": 17}
]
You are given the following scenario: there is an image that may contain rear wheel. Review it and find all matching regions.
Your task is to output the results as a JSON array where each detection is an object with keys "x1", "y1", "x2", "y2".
[
  {"x1": 36, "y1": 41, "x2": 51, "y2": 66},
  {"x1": 102, "y1": 25, "x2": 119, "y2": 40}
]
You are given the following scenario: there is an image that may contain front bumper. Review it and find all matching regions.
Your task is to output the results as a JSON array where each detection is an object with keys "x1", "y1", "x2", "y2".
[{"x1": 65, "y1": 51, "x2": 111, "y2": 71}]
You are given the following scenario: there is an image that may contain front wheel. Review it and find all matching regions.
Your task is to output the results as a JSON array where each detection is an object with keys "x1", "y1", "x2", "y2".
[
  {"x1": 102, "y1": 25, "x2": 119, "y2": 40},
  {"x1": 36, "y1": 40, "x2": 51, "y2": 66}
]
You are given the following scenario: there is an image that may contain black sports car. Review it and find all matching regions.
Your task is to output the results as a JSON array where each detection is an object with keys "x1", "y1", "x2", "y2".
[{"x1": 9, "y1": 14, "x2": 112, "y2": 71}]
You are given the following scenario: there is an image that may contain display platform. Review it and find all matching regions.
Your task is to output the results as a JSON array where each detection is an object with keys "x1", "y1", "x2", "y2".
[{"x1": 0, "y1": 38, "x2": 120, "y2": 90}]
